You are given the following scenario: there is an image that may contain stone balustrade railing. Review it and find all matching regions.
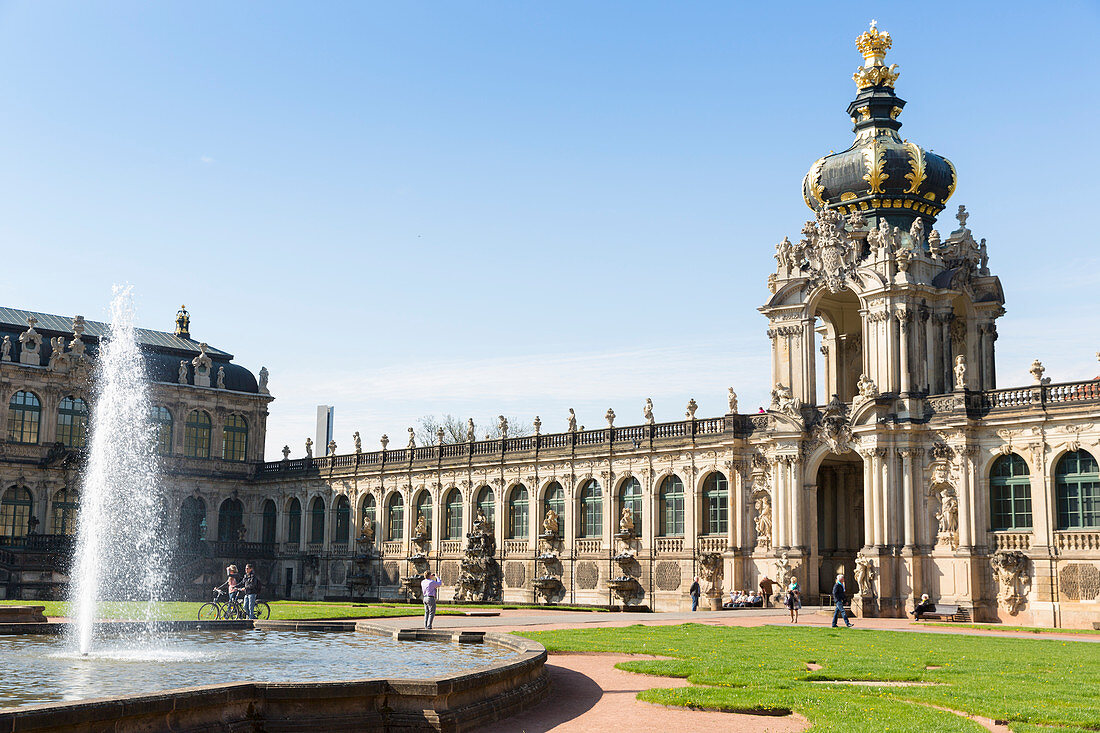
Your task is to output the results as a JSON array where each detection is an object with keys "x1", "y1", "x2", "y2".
[
  {"x1": 929, "y1": 379, "x2": 1100, "y2": 416},
  {"x1": 991, "y1": 531, "x2": 1031, "y2": 551},
  {"x1": 655, "y1": 537, "x2": 684, "y2": 554},
  {"x1": 575, "y1": 539, "x2": 601, "y2": 555},
  {"x1": 381, "y1": 540, "x2": 403, "y2": 556},
  {"x1": 698, "y1": 536, "x2": 727, "y2": 553},
  {"x1": 1056, "y1": 531, "x2": 1100, "y2": 552},
  {"x1": 258, "y1": 416, "x2": 748, "y2": 475},
  {"x1": 440, "y1": 540, "x2": 461, "y2": 554},
  {"x1": 503, "y1": 539, "x2": 528, "y2": 556}
]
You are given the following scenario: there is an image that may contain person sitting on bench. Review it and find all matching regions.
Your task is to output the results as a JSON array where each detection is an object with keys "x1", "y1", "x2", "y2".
[{"x1": 911, "y1": 594, "x2": 935, "y2": 618}]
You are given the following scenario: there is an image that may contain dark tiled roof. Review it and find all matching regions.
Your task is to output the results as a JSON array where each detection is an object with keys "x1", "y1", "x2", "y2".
[{"x1": 0, "y1": 306, "x2": 232, "y2": 358}]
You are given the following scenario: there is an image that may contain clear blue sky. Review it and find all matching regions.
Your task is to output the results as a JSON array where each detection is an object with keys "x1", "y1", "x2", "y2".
[{"x1": 2, "y1": 2, "x2": 1097, "y2": 458}]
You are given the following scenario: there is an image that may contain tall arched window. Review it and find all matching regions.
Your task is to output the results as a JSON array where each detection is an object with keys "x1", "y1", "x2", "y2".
[
  {"x1": 309, "y1": 497, "x2": 326, "y2": 544},
  {"x1": 1056, "y1": 450, "x2": 1099, "y2": 529},
  {"x1": 179, "y1": 496, "x2": 207, "y2": 549},
  {"x1": 508, "y1": 484, "x2": 529, "y2": 539},
  {"x1": 414, "y1": 490, "x2": 432, "y2": 536},
  {"x1": 659, "y1": 475, "x2": 685, "y2": 537},
  {"x1": 476, "y1": 486, "x2": 495, "y2": 526},
  {"x1": 218, "y1": 498, "x2": 244, "y2": 542},
  {"x1": 334, "y1": 495, "x2": 351, "y2": 545},
  {"x1": 543, "y1": 482, "x2": 564, "y2": 525},
  {"x1": 579, "y1": 480, "x2": 602, "y2": 538},
  {"x1": 361, "y1": 495, "x2": 376, "y2": 541},
  {"x1": 702, "y1": 472, "x2": 729, "y2": 535},
  {"x1": 445, "y1": 489, "x2": 463, "y2": 539},
  {"x1": 7, "y1": 391, "x2": 41, "y2": 444},
  {"x1": 990, "y1": 454, "x2": 1032, "y2": 531},
  {"x1": 185, "y1": 410, "x2": 212, "y2": 458},
  {"x1": 56, "y1": 396, "x2": 89, "y2": 448},
  {"x1": 261, "y1": 499, "x2": 277, "y2": 544},
  {"x1": 618, "y1": 478, "x2": 642, "y2": 536},
  {"x1": 387, "y1": 493, "x2": 404, "y2": 540},
  {"x1": 51, "y1": 488, "x2": 79, "y2": 535},
  {"x1": 0, "y1": 486, "x2": 34, "y2": 539},
  {"x1": 151, "y1": 406, "x2": 173, "y2": 455},
  {"x1": 287, "y1": 498, "x2": 302, "y2": 545},
  {"x1": 222, "y1": 414, "x2": 248, "y2": 462}
]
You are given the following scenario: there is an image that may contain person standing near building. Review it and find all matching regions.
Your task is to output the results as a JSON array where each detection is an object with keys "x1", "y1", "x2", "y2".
[
  {"x1": 759, "y1": 575, "x2": 776, "y2": 607},
  {"x1": 241, "y1": 564, "x2": 261, "y2": 620},
  {"x1": 831, "y1": 573, "x2": 854, "y2": 628},
  {"x1": 421, "y1": 572, "x2": 443, "y2": 629},
  {"x1": 689, "y1": 576, "x2": 701, "y2": 612}
]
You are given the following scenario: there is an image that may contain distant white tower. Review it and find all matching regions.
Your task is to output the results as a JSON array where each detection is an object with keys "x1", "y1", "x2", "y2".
[{"x1": 315, "y1": 405, "x2": 334, "y2": 455}]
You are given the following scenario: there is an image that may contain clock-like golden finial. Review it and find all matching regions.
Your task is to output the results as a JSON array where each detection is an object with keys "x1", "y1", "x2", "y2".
[{"x1": 856, "y1": 19, "x2": 892, "y2": 66}]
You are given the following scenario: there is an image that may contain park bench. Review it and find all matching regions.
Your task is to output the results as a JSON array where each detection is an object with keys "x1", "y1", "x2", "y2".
[{"x1": 915, "y1": 603, "x2": 964, "y2": 621}]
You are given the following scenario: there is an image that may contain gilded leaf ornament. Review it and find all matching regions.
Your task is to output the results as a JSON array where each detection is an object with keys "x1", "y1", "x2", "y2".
[
  {"x1": 807, "y1": 157, "x2": 827, "y2": 206},
  {"x1": 904, "y1": 141, "x2": 926, "y2": 194},
  {"x1": 943, "y1": 157, "x2": 958, "y2": 204},
  {"x1": 862, "y1": 140, "x2": 888, "y2": 194}
]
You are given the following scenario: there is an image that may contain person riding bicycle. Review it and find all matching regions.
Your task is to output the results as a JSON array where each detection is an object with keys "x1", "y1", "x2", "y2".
[{"x1": 214, "y1": 565, "x2": 241, "y2": 605}]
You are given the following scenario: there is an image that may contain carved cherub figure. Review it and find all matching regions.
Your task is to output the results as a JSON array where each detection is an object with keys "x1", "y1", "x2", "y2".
[{"x1": 643, "y1": 398, "x2": 654, "y2": 425}]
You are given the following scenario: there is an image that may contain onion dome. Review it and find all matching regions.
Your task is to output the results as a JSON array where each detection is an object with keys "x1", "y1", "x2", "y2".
[{"x1": 802, "y1": 22, "x2": 957, "y2": 233}]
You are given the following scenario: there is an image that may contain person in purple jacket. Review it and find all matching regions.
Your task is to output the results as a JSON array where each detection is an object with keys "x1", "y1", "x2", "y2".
[{"x1": 421, "y1": 572, "x2": 443, "y2": 629}]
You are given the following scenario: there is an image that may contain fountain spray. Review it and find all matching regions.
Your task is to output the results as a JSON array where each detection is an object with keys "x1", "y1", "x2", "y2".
[{"x1": 70, "y1": 287, "x2": 168, "y2": 655}]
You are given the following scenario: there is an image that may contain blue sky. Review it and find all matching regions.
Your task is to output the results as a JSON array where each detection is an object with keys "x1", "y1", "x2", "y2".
[{"x1": 1, "y1": 2, "x2": 1098, "y2": 458}]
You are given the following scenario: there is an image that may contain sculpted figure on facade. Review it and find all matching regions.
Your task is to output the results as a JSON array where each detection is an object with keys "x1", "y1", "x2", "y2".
[
  {"x1": 304, "y1": 437, "x2": 313, "y2": 458},
  {"x1": 533, "y1": 415, "x2": 541, "y2": 434},
  {"x1": 1, "y1": 335, "x2": 10, "y2": 361},
  {"x1": 18, "y1": 318, "x2": 42, "y2": 366},
  {"x1": 178, "y1": 360, "x2": 188, "y2": 384},
  {"x1": 643, "y1": 398, "x2": 654, "y2": 425},
  {"x1": 605, "y1": 408, "x2": 615, "y2": 428},
  {"x1": 854, "y1": 553, "x2": 876, "y2": 598},
  {"x1": 619, "y1": 506, "x2": 635, "y2": 535},
  {"x1": 48, "y1": 337, "x2": 66, "y2": 371},
  {"x1": 990, "y1": 550, "x2": 1030, "y2": 615},
  {"x1": 414, "y1": 513, "x2": 428, "y2": 541},
  {"x1": 258, "y1": 366, "x2": 270, "y2": 394},
  {"x1": 699, "y1": 552, "x2": 723, "y2": 596},
  {"x1": 908, "y1": 216, "x2": 925, "y2": 249},
  {"x1": 543, "y1": 508, "x2": 559, "y2": 537},
  {"x1": 360, "y1": 519, "x2": 374, "y2": 544},
  {"x1": 774, "y1": 551, "x2": 792, "y2": 589},
  {"x1": 216, "y1": 366, "x2": 226, "y2": 389},
  {"x1": 804, "y1": 208, "x2": 859, "y2": 293},
  {"x1": 754, "y1": 494, "x2": 773, "y2": 549},
  {"x1": 69, "y1": 316, "x2": 86, "y2": 357},
  {"x1": 935, "y1": 484, "x2": 960, "y2": 550},
  {"x1": 407, "y1": 428, "x2": 416, "y2": 449},
  {"x1": 191, "y1": 343, "x2": 213, "y2": 387},
  {"x1": 728, "y1": 388, "x2": 738, "y2": 414},
  {"x1": 954, "y1": 355, "x2": 968, "y2": 391},
  {"x1": 815, "y1": 394, "x2": 853, "y2": 454},
  {"x1": 353, "y1": 431, "x2": 362, "y2": 453},
  {"x1": 475, "y1": 507, "x2": 490, "y2": 534},
  {"x1": 770, "y1": 383, "x2": 801, "y2": 416},
  {"x1": 567, "y1": 408, "x2": 577, "y2": 432},
  {"x1": 498, "y1": 415, "x2": 508, "y2": 440}
]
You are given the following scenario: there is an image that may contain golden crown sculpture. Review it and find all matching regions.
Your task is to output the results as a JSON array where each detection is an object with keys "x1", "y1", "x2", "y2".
[{"x1": 855, "y1": 20, "x2": 892, "y2": 66}]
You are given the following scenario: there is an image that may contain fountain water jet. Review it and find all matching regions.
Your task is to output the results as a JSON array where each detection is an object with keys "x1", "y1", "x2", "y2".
[{"x1": 69, "y1": 287, "x2": 168, "y2": 655}]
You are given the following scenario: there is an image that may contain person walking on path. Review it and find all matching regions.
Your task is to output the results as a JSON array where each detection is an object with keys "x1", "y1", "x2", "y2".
[
  {"x1": 831, "y1": 573, "x2": 854, "y2": 628},
  {"x1": 421, "y1": 572, "x2": 443, "y2": 629},
  {"x1": 785, "y1": 579, "x2": 801, "y2": 623},
  {"x1": 241, "y1": 563, "x2": 262, "y2": 620},
  {"x1": 689, "y1": 577, "x2": 701, "y2": 611},
  {"x1": 759, "y1": 575, "x2": 776, "y2": 607}
]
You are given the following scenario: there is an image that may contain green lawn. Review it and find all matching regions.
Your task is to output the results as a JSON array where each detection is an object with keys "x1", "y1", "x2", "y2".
[
  {"x1": 517, "y1": 624, "x2": 1100, "y2": 733},
  {"x1": 0, "y1": 599, "x2": 462, "y2": 621},
  {"x1": 918, "y1": 621, "x2": 1100, "y2": 636}
]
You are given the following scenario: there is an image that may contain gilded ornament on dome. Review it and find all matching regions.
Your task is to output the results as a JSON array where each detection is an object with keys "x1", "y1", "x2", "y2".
[
  {"x1": 943, "y1": 158, "x2": 958, "y2": 204},
  {"x1": 862, "y1": 140, "x2": 888, "y2": 194},
  {"x1": 856, "y1": 105, "x2": 870, "y2": 121},
  {"x1": 889, "y1": 106, "x2": 902, "y2": 120},
  {"x1": 806, "y1": 157, "x2": 827, "y2": 206},
  {"x1": 855, "y1": 20, "x2": 892, "y2": 63}
]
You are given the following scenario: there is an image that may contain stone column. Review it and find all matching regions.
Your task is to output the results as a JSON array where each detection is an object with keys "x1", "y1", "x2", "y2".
[
  {"x1": 898, "y1": 310, "x2": 911, "y2": 395},
  {"x1": 879, "y1": 449, "x2": 891, "y2": 547},
  {"x1": 774, "y1": 458, "x2": 788, "y2": 549},
  {"x1": 807, "y1": 481, "x2": 820, "y2": 596},
  {"x1": 862, "y1": 451, "x2": 874, "y2": 549},
  {"x1": 901, "y1": 449, "x2": 915, "y2": 548},
  {"x1": 956, "y1": 456, "x2": 972, "y2": 549},
  {"x1": 791, "y1": 459, "x2": 806, "y2": 550}
]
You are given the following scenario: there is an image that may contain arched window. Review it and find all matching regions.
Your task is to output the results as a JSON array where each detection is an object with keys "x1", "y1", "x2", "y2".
[
  {"x1": 222, "y1": 414, "x2": 248, "y2": 462},
  {"x1": 151, "y1": 406, "x2": 173, "y2": 455},
  {"x1": 659, "y1": 475, "x2": 685, "y2": 537},
  {"x1": 56, "y1": 396, "x2": 89, "y2": 448},
  {"x1": 387, "y1": 493, "x2": 404, "y2": 540},
  {"x1": 361, "y1": 495, "x2": 376, "y2": 541},
  {"x1": 444, "y1": 489, "x2": 463, "y2": 540},
  {"x1": 414, "y1": 490, "x2": 432, "y2": 537},
  {"x1": 286, "y1": 498, "x2": 302, "y2": 544},
  {"x1": 990, "y1": 454, "x2": 1032, "y2": 531},
  {"x1": 476, "y1": 486, "x2": 495, "y2": 526},
  {"x1": 1056, "y1": 450, "x2": 1099, "y2": 530},
  {"x1": 261, "y1": 499, "x2": 277, "y2": 544},
  {"x1": 334, "y1": 495, "x2": 351, "y2": 545},
  {"x1": 618, "y1": 478, "x2": 642, "y2": 536},
  {"x1": 179, "y1": 496, "x2": 207, "y2": 550},
  {"x1": 51, "y1": 488, "x2": 79, "y2": 535},
  {"x1": 508, "y1": 484, "x2": 529, "y2": 539},
  {"x1": 702, "y1": 472, "x2": 729, "y2": 535},
  {"x1": 218, "y1": 498, "x2": 244, "y2": 542},
  {"x1": 309, "y1": 497, "x2": 326, "y2": 544},
  {"x1": 7, "y1": 391, "x2": 41, "y2": 444},
  {"x1": 579, "y1": 480, "x2": 602, "y2": 538},
  {"x1": 185, "y1": 410, "x2": 212, "y2": 458},
  {"x1": 0, "y1": 486, "x2": 34, "y2": 539},
  {"x1": 543, "y1": 482, "x2": 564, "y2": 524}
]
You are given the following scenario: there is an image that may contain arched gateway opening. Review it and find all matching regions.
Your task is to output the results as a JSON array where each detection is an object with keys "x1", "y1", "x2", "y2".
[{"x1": 814, "y1": 453, "x2": 865, "y2": 595}]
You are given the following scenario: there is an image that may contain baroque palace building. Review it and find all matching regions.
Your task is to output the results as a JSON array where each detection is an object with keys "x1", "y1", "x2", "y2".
[{"x1": 2, "y1": 24, "x2": 1098, "y2": 627}]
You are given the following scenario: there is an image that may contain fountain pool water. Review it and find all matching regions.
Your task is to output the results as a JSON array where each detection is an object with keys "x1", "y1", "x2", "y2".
[
  {"x1": 70, "y1": 287, "x2": 168, "y2": 655},
  {"x1": 0, "y1": 628, "x2": 517, "y2": 709}
]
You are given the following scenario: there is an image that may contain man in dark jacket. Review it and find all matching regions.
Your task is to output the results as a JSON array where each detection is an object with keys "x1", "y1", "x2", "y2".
[
  {"x1": 831, "y1": 573, "x2": 854, "y2": 628},
  {"x1": 689, "y1": 577, "x2": 701, "y2": 611}
]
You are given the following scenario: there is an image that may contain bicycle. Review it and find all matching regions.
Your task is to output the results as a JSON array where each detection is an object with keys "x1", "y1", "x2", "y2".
[{"x1": 197, "y1": 588, "x2": 271, "y2": 620}]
